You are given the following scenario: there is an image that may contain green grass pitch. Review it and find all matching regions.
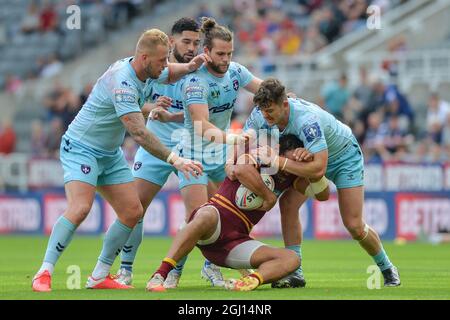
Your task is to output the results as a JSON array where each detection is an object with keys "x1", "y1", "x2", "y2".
[{"x1": 1, "y1": 236, "x2": 449, "y2": 300}]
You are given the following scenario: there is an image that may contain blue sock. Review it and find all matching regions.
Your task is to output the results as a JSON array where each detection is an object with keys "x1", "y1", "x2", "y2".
[
  {"x1": 43, "y1": 216, "x2": 77, "y2": 266},
  {"x1": 98, "y1": 219, "x2": 132, "y2": 266},
  {"x1": 286, "y1": 245, "x2": 303, "y2": 275},
  {"x1": 373, "y1": 248, "x2": 394, "y2": 271},
  {"x1": 174, "y1": 255, "x2": 188, "y2": 274},
  {"x1": 120, "y1": 219, "x2": 144, "y2": 272}
]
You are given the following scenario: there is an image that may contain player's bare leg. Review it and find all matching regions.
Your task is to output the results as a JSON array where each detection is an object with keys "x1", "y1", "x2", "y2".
[
  {"x1": 176, "y1": 183, "x2": 225, "y2": 287},
  {"x1": 32, "y1": 181, "x2": 96, "y2": 292},
  {"x1": 272, "y1": 188, "x2": 307, "y2": 288},
  {"x1": 225, "y1": 246, "x2": 300, "y2": 291},
  {"x1": 147, "y1": 206, "x2": 218, "y2": 291},
  {"x1": 338, "y1": 186, "x2": 400, "y2": 286},
  {"x1": 86, "y1": 182, "x2": 142, "y2": 289},
  {"x1": 116, "y1": 178, "x2": 162, "y2": 285},
  {"x1": 181, "y1": 184, "x2": 210, "y2": 218}
]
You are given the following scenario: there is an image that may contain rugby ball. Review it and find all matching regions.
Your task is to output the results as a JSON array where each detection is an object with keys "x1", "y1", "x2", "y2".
[{"x1": 235, "y1": 174, "x2": 275, "y2": 210}]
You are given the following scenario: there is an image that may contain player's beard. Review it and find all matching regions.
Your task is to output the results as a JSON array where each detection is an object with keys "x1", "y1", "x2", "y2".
[
  {"x1": 208, "y1": 60, "x2": 229, "y2": 75},
  {"x1": 145, "y1": 63, "x2": 160, "y2": 79},
  {"x1": 172, "y1": 46, "x2": 194, "y2": 63}
]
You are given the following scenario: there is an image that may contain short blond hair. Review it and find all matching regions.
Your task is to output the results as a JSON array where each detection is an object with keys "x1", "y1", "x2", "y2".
[{"x1": 136, "y1": 29, "x2": 169, "y2": 54}]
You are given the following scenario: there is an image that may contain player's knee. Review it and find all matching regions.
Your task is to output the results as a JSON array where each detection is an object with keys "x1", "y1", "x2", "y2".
[
  {"x1": 194, "y1": 209, "x2": 218, "y2": 231},
  {"x1": 66, "y1": 203, "x2": 92, "y2": 224},
  {"x1": 345, "y1": 221, "x2": 366, "y2": 240},
  {"x1": 121, "y1": 202, "x2": 144, "y2": 226}
]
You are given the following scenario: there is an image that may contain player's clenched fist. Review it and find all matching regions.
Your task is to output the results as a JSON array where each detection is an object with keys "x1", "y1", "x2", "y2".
[
  {"x1": 292, "y1": 147, "x2": 314, "y2": 162},
  {"x1": 155, "y1": 96, "x2": 173, "y2": 109},
  {"x1": 149, "y1": 107, "x2": 172, "y2": 122}
]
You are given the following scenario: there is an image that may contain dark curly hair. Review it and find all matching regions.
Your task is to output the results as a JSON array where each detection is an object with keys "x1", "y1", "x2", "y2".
[
  {"x1": 171, "y1": 17, "x2": 200, "y2": 35},
  {"x1": 253, "y1": 78, "x2": 287, "y2": 109},
  {"x1": 279, "y1": 134, "x2": 303, "y2": 155}
]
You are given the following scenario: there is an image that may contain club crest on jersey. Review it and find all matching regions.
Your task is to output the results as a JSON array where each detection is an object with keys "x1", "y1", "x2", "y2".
[
  {"x1": 81, "y1": 164, "x2": 91, "y2": 174},
  {"x1": 233, "y1": 79, "x2": 239, "y2": 91},
  {"x1": 302, "y1": 122, "x2": 322, "y2": 142},
  {"x1": 134, "y1": 162, "x2": 142, "y2": 171}
]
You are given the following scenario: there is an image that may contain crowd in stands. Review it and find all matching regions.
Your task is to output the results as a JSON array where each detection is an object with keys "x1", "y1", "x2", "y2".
[
  {"x1": 319, "y1": 69, "x2": 450, "y2": 164},
  {"x1": 0, "y1": 0, "x2": 150, "y2": 92},
  {"x1": 210, "y1": 0, "x2": 409, "y2": 73},
  {"x1": 2, "y1": 0, "x2": 449, "y2": 167}
]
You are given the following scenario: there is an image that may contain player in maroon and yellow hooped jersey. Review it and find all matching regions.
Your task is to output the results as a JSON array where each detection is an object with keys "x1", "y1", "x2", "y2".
[{"x1": 146, "y1": 135, "x2": 330, "y2": 291}]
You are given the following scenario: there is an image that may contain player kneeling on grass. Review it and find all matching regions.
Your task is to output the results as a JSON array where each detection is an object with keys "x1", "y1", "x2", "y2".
[{"x1": 146, "y1": 135, "x2": 329, "y2": 291}]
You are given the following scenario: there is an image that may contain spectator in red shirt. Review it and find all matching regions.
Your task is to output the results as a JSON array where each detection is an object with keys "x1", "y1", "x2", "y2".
[
  {"x1": 40, "y1": 3, "x2": 58, "y2": 32},
  {"x1": 0, "y1": 119, "x2": 16, "y2": 154}
]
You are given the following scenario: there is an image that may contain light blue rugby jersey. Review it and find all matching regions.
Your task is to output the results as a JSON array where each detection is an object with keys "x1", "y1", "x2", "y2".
[
  {"x1": 181, "y1": 62, "x2": 254, "y2": 160},
  {"x1": 143, "y1": 77, "x2": 186, "y2": 148},
  {"x1": 66, "y1": 57, "x2": 169, "y2": 152},
  {"x1": 244, "y1": 97, "x2": 354, "y2": 159}
]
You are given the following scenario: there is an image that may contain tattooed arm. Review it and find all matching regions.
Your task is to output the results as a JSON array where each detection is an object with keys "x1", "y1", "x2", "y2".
[
  {"x1": 120, "y1": 112, "x2": 204, "y2": 178},
  {"x1": 120, "y1": 112, "x2": 171, "y2": 161}
]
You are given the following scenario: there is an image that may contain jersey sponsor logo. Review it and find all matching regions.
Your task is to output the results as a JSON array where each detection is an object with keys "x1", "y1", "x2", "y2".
[
  {"x1": 233, "y1": 79, "x2": 239, "y2": 91},
  {"x1": 81, "y1": 164, "x2": 91, "y2": 174},
  {"x1": 114, "y1": 89, "x2": 136, "y2": 103},
  {"x1": 134, "y1": 161, "x2": 142, "y2": 171},
  {"x1": 211, "y1": 98, "x2": 236, "y2": 113},
  {"x1": 223, "y1": 84, "x2": 231, "y2": 92},
  {"x1": 302, "y1": 122, "x2": 322, "y2": 142},
  {"x1": 185, "y1": 85, "x2": 206, "y2": 100}
]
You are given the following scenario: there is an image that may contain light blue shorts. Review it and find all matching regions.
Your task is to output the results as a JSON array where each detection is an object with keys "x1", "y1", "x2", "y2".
[
  {"x1": 60, "y1": 135, "x2": 134, "y2": 187},
  {"x1": 325, "y1": 136, "x2": 364, "y2": 189},
  {"x1": 178, "y1": 162, "x2": 226, "y2": 190},
  {"x1": 132, "y1": 145, "x2": 179, "y2": 187}
]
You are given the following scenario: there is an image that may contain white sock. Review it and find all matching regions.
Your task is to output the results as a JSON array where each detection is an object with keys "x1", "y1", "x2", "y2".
[
  {"x1": 38, "y1": 262, "x2": 55, "y2": 275},
  {"x1": 91, "y1": 261, "x2": 111, "y2": 280}
]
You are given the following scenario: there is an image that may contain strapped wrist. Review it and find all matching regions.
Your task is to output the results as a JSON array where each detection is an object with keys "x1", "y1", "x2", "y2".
[
  {"x1": 310, "y1": 176, "x2": 328, "y2": 194},
  {"x1": 166, "y1": 152, "x2": 178, "y2": 165}
]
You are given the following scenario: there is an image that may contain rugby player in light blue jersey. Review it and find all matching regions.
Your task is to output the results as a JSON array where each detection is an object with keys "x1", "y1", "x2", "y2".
[
  {"x1": 169, "y1": 17, "x2": 263, "y2": 287},
  {"x1": 115, "y1": 18, "x2": 203, "y2": 288},
  {"x1": 246, "y1": 78, "x2": 400, "y2": 288},
  {"x1": 32, "y1": 29, "x2": 208, "y2": 292}
]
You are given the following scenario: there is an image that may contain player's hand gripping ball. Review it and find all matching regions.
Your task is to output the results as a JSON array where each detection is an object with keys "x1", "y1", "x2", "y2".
[{"x1": 235, "y1": 173, "x2": 275, "y2": 210}]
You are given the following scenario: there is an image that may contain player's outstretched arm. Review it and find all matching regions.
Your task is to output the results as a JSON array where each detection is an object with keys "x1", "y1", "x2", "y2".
[
  {"x1": 253, "y1": 145, "x2": 328, "y2": 180},
  {"x1": 121, "y1": 112, "x2": 203, "y2": 177},
  {"x1": 280, "y1": 149, "x2": 328, "y2": 180},
  {"x1": 121, "y1": 112, "x2": 171, "y2": 161},
  {"x1": 244, "y1": 77, "x2": 263, "y2": 94},
  {"x1": 166, "y1": 53, "x2": 211, "y2": 83},
  {"x1": 189, "y1": 104, "x2": 249, "y2": 145},
  {"x1": 149, "y1": 108, "x2": 184, "y2": 123}
]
